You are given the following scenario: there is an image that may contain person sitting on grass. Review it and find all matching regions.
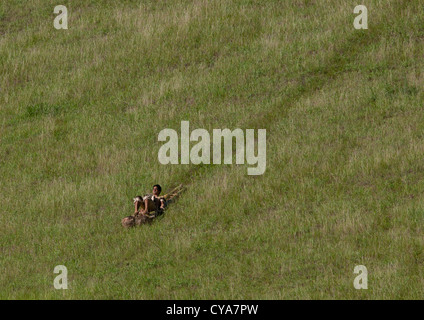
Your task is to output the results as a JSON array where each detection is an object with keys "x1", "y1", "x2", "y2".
[{"x1": 133, "y1": 184, "x2": 165, "y2": 217}]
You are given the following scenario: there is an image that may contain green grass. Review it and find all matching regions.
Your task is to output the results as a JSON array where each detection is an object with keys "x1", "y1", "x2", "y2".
[{"x1": 1, "y1": 0, "x2": 424, "y2": 299}]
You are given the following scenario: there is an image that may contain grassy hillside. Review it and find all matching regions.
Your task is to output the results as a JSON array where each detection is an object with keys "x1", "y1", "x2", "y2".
[{"x1": 1, "y1": 0, "x2": 424, "y2": 299}]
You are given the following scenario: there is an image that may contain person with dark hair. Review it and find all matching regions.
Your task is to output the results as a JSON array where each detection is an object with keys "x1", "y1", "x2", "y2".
[
  {"x1": 122, "y1": 184, "x2": 184, "y2": 228},
  {"x1": 133, "y1": 184, "x2": 165, "y2": 217},
  {"x1": 153, "y1": 184, "x2": 162, "y2": 194}
]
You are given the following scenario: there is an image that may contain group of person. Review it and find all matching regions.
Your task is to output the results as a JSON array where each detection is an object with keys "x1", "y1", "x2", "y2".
[{"x1": 121, "y1": 184, "x2": 168, "y2": 228}]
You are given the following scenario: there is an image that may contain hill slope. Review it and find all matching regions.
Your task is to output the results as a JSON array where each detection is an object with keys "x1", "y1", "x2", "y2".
[{"x1": 1, "y1": 0, "x2": 424, "y2": 299}]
